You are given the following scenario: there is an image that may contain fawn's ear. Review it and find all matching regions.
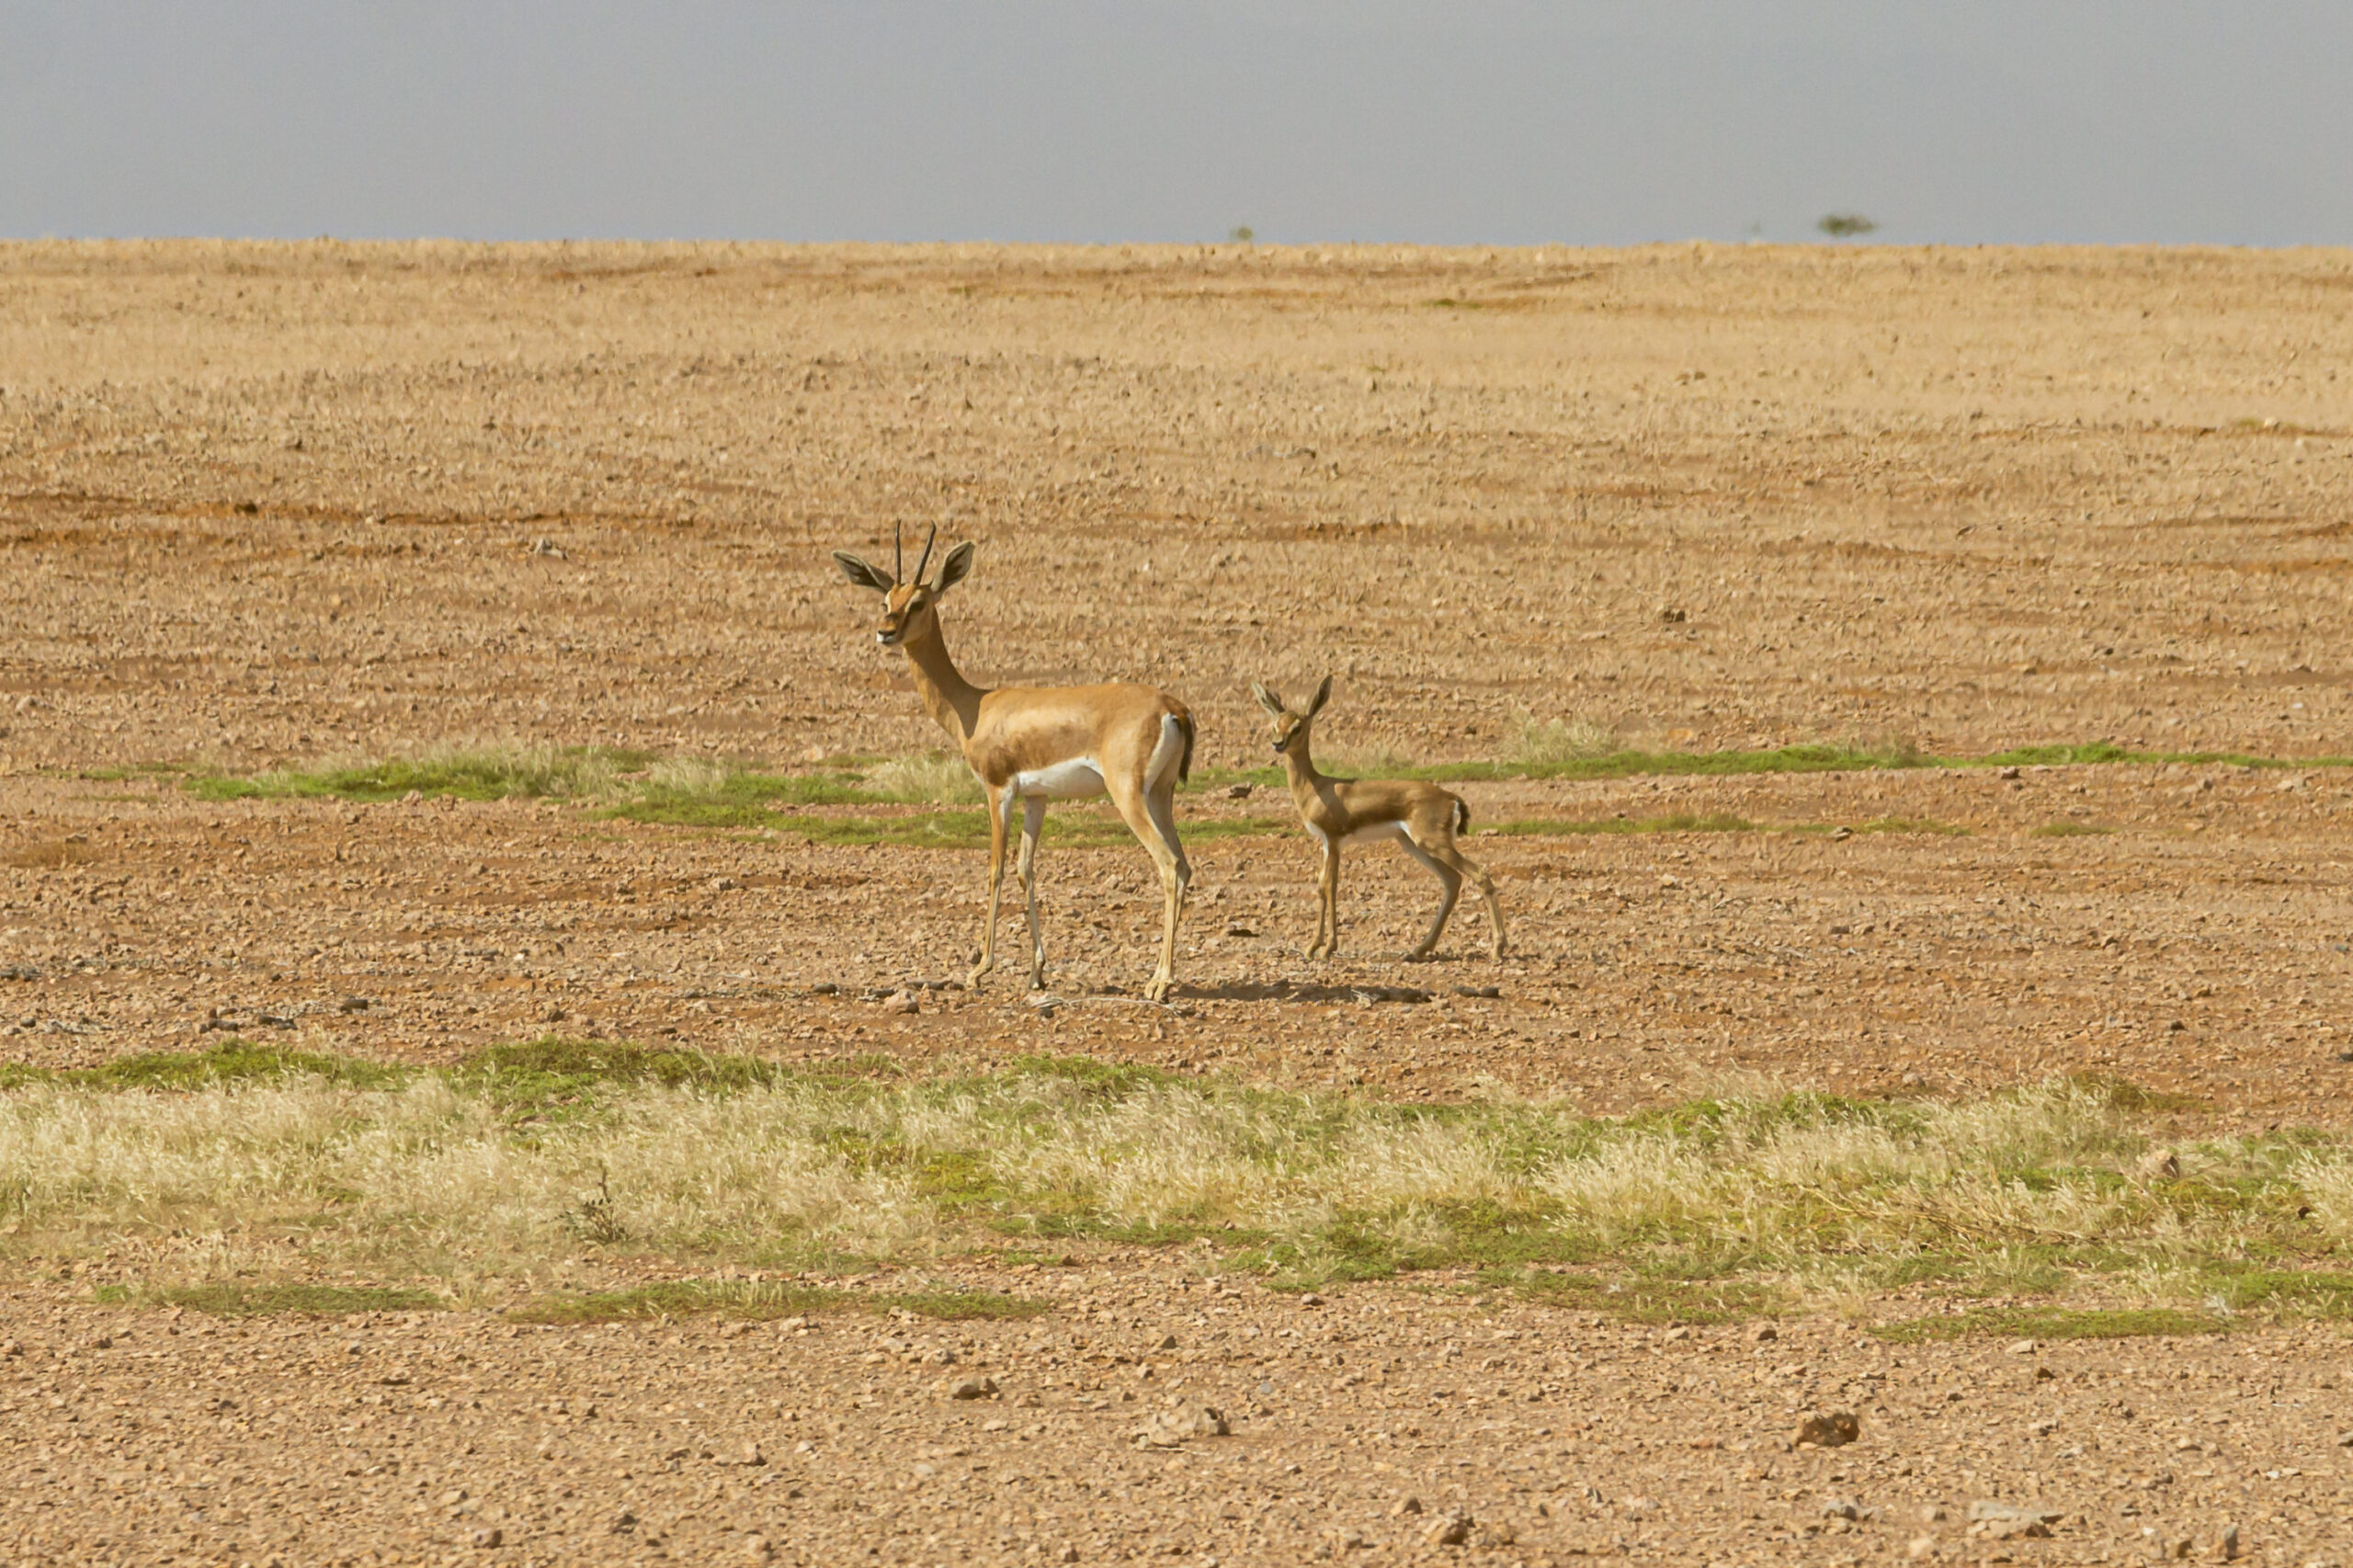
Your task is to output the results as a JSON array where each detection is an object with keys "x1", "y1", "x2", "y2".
[
  {"x1": 833, "y1": 551, "x2": 892, "y2": 593},
  {"x1": 932, "y1": 540, "x2": 978, "y2": 594},
  {"x1": 1252, "y1": 682, "x2": 1286, "y2": 717},
  {"x1": 1307, "y1": 674, "x2": 1334, "y2": 717}
]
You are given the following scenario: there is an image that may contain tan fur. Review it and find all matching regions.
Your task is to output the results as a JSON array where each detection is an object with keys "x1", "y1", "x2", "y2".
[
  {"x1": 1254, "y1": 676, "x2": 1506, "y2": 962},
  {"x1": 836, "y1": 531, "x2": 1193, "y2": 1000}
]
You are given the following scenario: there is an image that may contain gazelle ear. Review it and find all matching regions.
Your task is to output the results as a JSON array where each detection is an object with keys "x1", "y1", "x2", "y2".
[
  {"x1": 833, "y1": 551, "x2": 892, "y2": 593},
  {"x1": 1308, "y1": 674, "x2": 1334, "y2": 716},
  {"x1": 932, "y1": 540, "x2": 978, "y2": 594},
  {"x1": 1252, "y1": 682, "x2": 1286, "y2": 717}
]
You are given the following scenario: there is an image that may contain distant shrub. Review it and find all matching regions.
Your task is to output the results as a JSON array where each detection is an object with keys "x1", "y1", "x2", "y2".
[{"x1": 1818, "y1": 213, "x2": 1879, "y2": 239}]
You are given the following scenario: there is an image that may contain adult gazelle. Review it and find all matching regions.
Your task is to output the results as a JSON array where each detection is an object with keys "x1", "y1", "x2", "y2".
[{"x1": 835, "y1": 527, "x2": 1196, "y2": 1000}]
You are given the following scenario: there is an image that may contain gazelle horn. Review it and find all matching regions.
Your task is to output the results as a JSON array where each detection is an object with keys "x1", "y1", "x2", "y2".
[
  {"x1": 913, "y1": 523, "x2": 938, "y2": 587},
  {"x1": 893, "y1": 522, "x2": 904, "y2": 585}
]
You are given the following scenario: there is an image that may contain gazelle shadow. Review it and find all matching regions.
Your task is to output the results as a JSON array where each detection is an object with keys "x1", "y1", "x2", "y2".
[{"x1": 1183, "y1": 979, "x2": 1438, "y2": 1006}]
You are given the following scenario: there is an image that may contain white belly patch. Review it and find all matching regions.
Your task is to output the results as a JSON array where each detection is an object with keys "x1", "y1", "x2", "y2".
[
  {"x1": 1310, "y1": 823, "x2": 1408, "y2": 847},
  {"x1": 1014, "y1": 758, "x2": 1107, "y2": 800}
]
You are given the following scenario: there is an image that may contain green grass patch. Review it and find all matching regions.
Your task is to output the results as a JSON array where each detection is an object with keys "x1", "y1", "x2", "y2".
[
  {"x1": 509, "y1": 1278, "x2": 1048, "y2": 1324},
  {"x1": 1504, "y1": 1268, "x2": 1788, "y2": 1324},
  {"x1": 135, "y1": 1282, "x2": 447, "y2": 1317},
  {"x1": 1870, "y1": 1306, "x2": 2230, "y2": 1343},
  {"x1": 1487, "y1": 812, "x2": 1761, "y2": 837},
  {"x1": 1851, "y1": 816, "x2": 1970, "y2": 836},
  {"x1": 449, "y1": 1037, "x2": 792, "y2": 1114},
  {"x1": 0, "y1": 1040, "x2": 406, "y2": 1094},
  {"x1": 190, "y1": 745, "x2": 651, "y2": 804},
  {"x1": 2202, "y1": 1267, "x2": 2353, "y2": 1318}
]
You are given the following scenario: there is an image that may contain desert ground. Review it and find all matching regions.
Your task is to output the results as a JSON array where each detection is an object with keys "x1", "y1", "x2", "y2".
[{"x1": 5, "y1": 241, "x2": 2353, "y2": 1564}]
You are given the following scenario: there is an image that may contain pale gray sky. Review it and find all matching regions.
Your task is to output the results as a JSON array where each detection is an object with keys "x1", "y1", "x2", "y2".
[{"x1": 3, "y1": 2, "x2": 2347, "y2": 246}]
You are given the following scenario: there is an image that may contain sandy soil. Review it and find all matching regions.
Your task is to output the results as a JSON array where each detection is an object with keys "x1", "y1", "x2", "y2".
[{"x1": 6, "y1": 241, "x2": 2353, "y2": 1563}]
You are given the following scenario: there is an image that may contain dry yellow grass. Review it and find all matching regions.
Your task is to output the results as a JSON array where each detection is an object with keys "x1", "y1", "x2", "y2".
[{"x1": 4, "y1": 1057, "x2": 2347, "y2": 1315}]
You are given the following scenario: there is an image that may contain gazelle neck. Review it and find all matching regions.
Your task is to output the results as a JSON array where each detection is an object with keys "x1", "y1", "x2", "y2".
[
  {"x1": 896, "y1": 613, "x2": 987, "y2": 746},
  {"x1": 1279, "y1": 731, "x2": 1326, "y2": 793}
]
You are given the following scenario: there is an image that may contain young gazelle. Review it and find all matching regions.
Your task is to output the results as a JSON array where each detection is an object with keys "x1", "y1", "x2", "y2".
[
  {"x1": 1253, "y1": 676, "x2": 1506, "y2": 961},
  {"x1": 835, "y1": 526, "x2": 1197, "y2": 1001}
]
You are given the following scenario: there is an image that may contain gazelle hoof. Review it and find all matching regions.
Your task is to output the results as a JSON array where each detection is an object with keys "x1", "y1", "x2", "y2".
[
  {"x1": 965, "y1": 963, "x2": 993, "y2": 990},
  {"x1": 1143, "y1": 977, "x2": 1175, "y2": 1003}
]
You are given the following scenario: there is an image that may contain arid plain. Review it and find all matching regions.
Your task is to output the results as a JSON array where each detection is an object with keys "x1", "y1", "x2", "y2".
[{"x1": 4, "y1": 243, "x2": 2353, "y2": 1565}]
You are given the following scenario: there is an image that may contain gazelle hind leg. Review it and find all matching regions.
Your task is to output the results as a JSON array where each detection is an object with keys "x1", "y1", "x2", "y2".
[
  {"x1": 971, "y1": 786, "x2": 1014, "y2": 988},
  {"x1": 1427, "y1": 838, "x2": 1506, "y2": 960},
  {"x1": 1397, "y1": 833, "x2": 1463, "y2": 960},
  {"x1": 1016, "y1": 797, "x2": 1048, "y2": 988},
  {"x1": 1110, "y1": 773, "x2": 1190, "y2": 1003}
]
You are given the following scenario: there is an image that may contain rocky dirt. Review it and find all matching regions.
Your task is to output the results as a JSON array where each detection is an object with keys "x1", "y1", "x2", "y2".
[
  {"x1": 4, "y1": 1275, "x2": 2351, "y2": 1567},
  {"x1": 5, "y1": 240, "x2": 2353, "y2": 1562}
]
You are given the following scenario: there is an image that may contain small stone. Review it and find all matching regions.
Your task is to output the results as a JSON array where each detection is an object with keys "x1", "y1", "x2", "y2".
[
  {"x1": 1664, "y1": 1325, "x2": 1690, "y2": 1342},
  {"x1": 336, "y1": 994, "x2": 372, "y2": 1013},
  {"x1": 745, "y1": 1536, "x2": 774, "y2": 1562},
  {"x1": 1392, "y1": 1496, "x2": 1424, "y2": 1517},
  {"x1": 1422, "y1": 1513, "x2": 1472, "y2": 1547},
  {"x1": 883, "y1": 989, "x2": 921, "y2": 1015},
  {"x1": 949, "y1": 1375, "x2": 998, "y2": 1401},
  {"x1": 2138, "y1": 1147, "x2": 2181, "y2": 1180},
  {"x1": 1157, "y1": 1334, "x2": 1179, "y2": 1350},
  {"x1": 609, "y1": 1510, "x2": 637, "y2": 1534},
  {"x1": 1298, "y1": 1292, "x2": 1324, "y2": 1307},
  {"x1": 439, "y1": 1488, "x2": 469, "y2": 1506},
  {"x1": 2220, "y1": 1523, "x2": 2239, "y2": 1560},
  {"x1": 1906, "y1": 1537, "x2": 1938, "y2": 1561},
  {"x1": 1821, "y1": 1496, "x2": 1861, "y2": 1520},
  {"x1": 1223, "y1": 923, "x2": 1256, "y2": 937},
  {"x1": 1794, "y1": 1410, "x2": 1859, "y2": 1449},
  {"x1": 740, "y1": 1441, "x2": 763, "y2": 1466},
  {"x1": 1056, "y1": 1547, "x2": 1080, "y2": 1563},
  {"x1": 470, "y1": 1528, "x2": 503, "y2": 1549},
  {"x1": 1966, "y1": 1500, "x2": 2062, "y2": 1539},
  {"x1": 1188, "y1": 1404, "x2": 1230, "y2": 1437},
  {"x1": 1755, "y1": 1324, "x2": 1778, "y2": 1343},
  {"x1": 2005, "y1": 1338, "x2": 2036, "y2": 1355}
]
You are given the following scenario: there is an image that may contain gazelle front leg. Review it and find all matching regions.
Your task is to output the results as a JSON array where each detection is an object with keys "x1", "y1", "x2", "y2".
[
  {"x1": 1016, "y1": 797, "x2": 1048, "y2": 988},
  {"x1": 971, "y1": 785, "x2": 1013, "y2": 989},
  {"x1": 1313, "y1": 836, "x2": 1341, "y2": 960}
]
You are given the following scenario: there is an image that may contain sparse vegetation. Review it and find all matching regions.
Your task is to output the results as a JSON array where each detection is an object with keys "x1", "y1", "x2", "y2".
[
  {"x1": 858, "y1": 753, "x2": 985, "y2": 805},
  {"x1": 98, "y1": 1282, "x2": 449, "y2": 1317},
  {"x1": 1818, "y1": 213, "x2": 1879, "y2": 238},
  {"x1": 1870, "y1": 1306, "x2": 2227, "y2": 1343},
  {"x1": 180, "y1": 738, "x2": 2352, "y2": 845},
  {"x1": 190, "y1": 744, "x2": 648, "y2": 803},
  {"x1": 10, "y1": 1050, "x2": 2352, "y2": 1324},
  {"x1": 2031, "y1": 822, "x2": 2114, "y2": 838},
  {"x1": 1504, "y1": 714, "x2": 1617, "y2": 766}
]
